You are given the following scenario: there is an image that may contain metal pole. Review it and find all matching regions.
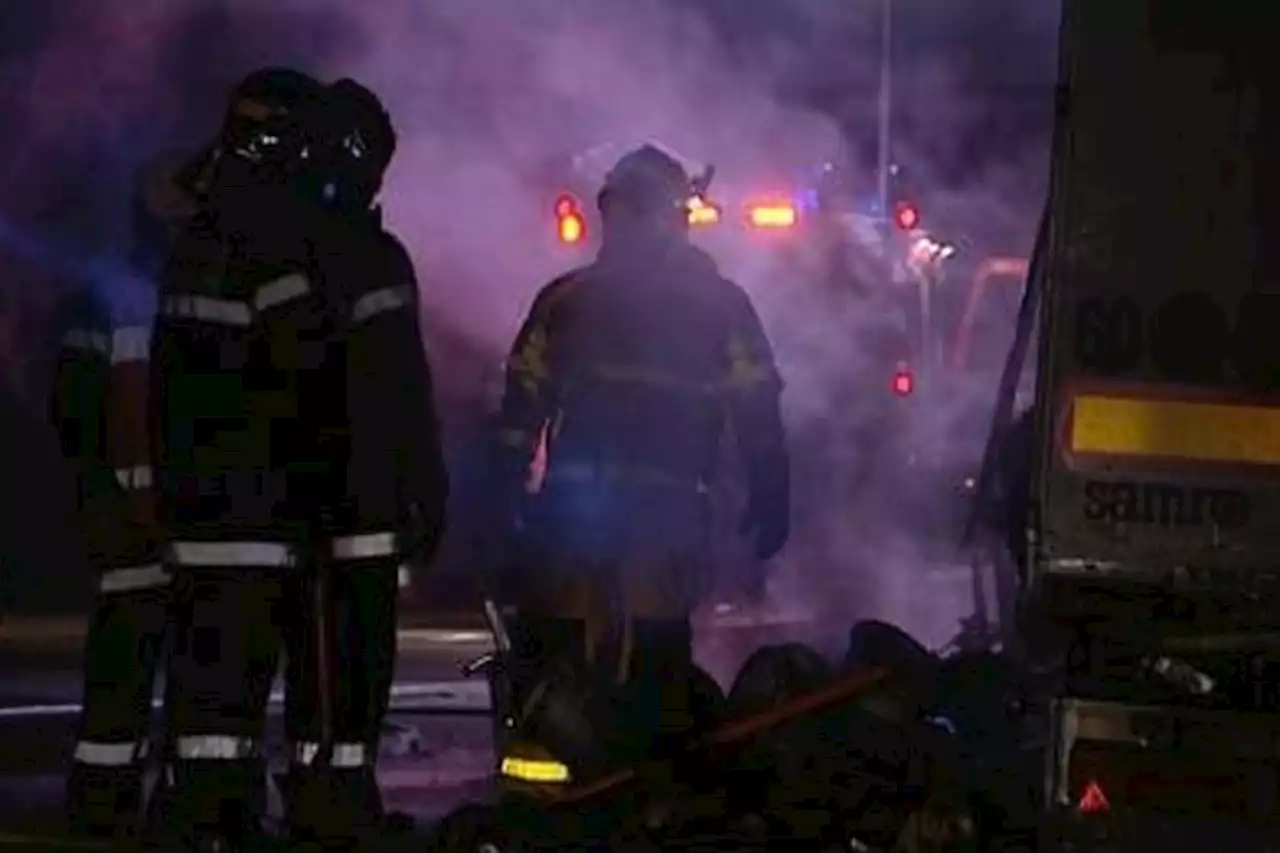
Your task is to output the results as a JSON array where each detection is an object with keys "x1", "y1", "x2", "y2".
[{"x1": 876, "y1": 0, "x2": 893, "y2": 225}]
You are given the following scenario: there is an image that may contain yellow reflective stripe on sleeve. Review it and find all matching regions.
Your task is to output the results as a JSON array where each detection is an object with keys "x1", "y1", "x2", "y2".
[
  {"x1": 175, "y1": 735, "x2": 258, "y2": 760},
  {"x1": 586, "y1": 363, "x2": 720, "y2": 396},
  {"x1": 509, "y1": 326, "x2": 552, "y2": 396},
  {"x1": 110, "y1": 326, "x2": 151, "y2": 364},
  {"x1": 725, "y1": 334, "x2": 775, "y2": 390}
]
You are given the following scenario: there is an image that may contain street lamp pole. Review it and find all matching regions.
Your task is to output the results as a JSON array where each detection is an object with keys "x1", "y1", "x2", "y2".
[{"x1": 876, "y1": 0, "x2": 893, "y2": 225}]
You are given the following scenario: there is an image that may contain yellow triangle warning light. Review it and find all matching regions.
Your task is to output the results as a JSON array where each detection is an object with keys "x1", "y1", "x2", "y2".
[{"x1": 1078, "y1": 780, "x2": 1110, "y2": 814}]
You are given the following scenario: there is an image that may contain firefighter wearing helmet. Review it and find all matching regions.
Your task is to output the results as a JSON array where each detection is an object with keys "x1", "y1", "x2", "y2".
[
  {"x1": 149, "y1": 67, "x2": 336, "y2": 849},
  {"x1": 490, "y1": 144, "x2": 791, "y2": 767},
  {"x1": 274, "y1": 77, "x2": 449, "y2": 845},
  {"x1": 58, "y1": 151, "x2": 195, "y2": 840}
]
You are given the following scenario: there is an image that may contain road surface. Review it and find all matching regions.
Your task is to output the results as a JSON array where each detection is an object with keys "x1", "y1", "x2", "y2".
[
  {"x1": 0, "y1": 606, "x2": 832, "y2": 844},
  {"x1": 0, "y1": 627, "x2": 499, "y2": 845}
]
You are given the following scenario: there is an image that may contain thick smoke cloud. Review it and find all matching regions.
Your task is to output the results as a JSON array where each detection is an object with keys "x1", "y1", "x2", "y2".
[{"x1": 0, "y1": 0, "x2": 1059, "y2": 652}]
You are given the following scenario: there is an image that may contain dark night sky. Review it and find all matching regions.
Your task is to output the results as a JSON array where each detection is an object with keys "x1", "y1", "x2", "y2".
[{"x1": 0, "y1": 0, "x2": 1060, "y2": 248}]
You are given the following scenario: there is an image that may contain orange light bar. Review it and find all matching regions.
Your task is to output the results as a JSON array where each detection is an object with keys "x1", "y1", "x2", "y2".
[
  {"x1": 1069, "y1": 393, "x2": 1280, "y2": 467},
  {"x1": 748, "y1": 204, "x2": 797, "y2": 228},
  {"x1": 558, "y1": 212, "x2": 585, "y2": 244},
  {"x1": 687, "y1": 196, "x2": 720, "y2": 226}
]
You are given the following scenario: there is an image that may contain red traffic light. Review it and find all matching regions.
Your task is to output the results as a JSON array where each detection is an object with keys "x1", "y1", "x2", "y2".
[{"x1": 892, "y1": 200, "x2": 920, "y2": 231}]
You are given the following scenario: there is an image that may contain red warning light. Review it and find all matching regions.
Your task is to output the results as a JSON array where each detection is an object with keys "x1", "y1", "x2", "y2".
[
  {"x1": 554, "y1": 194, "x2": 578, "y2": 218},
  {"x1": 892, "y1": 365, "x2": 914, "y2": 396},
  {"x1": 1077, "y1": 780, "x2": 1110, "y2": 814},
  {"x1": 893, "y1": 200, "x2": 920, "y2": 231}
]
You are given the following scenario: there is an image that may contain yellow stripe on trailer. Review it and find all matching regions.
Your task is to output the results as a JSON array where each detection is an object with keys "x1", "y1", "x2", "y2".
[{"x1": 1070, "y1": 394, "x2": 1280, "y2": 466}]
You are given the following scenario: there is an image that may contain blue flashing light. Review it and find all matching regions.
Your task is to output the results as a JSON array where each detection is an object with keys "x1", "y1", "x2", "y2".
[{"x1": 796, "y1": 188, "x2": 821, "y2": 212}]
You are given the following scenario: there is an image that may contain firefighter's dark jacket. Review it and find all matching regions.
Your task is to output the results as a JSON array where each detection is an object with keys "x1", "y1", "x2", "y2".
[
  {"x1": 495, "y1": 241, "x2": 787, "y2": 514},
  {"x1": 150, "y1": 195, "x2": 447, "y2": 543},
  {"x1": 318, "y1": 212, "x2": 449, "y2": 544}
]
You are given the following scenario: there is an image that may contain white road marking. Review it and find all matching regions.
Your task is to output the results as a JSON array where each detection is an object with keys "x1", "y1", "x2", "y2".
[{"x1": 0, "y1": 680, "x2": 492, "y2": 720}]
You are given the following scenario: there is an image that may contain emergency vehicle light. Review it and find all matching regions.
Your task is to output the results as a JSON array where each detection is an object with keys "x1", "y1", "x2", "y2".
[
  {"x1": 892, "y1": 366, "x2": 914, "y2": 397},
  {"x1": 687, "y1": 195, "x2": 720, "y2": 226},
  {"x1": 1068, "y1": 392, "x2": 1280, "y2": 467},
  {"x1": 893, "y1": 200, "x2": 920, "y2": 231},
  {"x1": 558, "y1": 211, "x2": 585, "y2": 244},
  {"x1": 748, "y1": 204, "x2": 797, "y2": 228}
]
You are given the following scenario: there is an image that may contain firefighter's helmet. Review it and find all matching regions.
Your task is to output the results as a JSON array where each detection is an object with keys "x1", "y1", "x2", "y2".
[
  {"x1": 315, "y1": 77, "x2": 397, "y2": 211},
  {"x1": 177, "y1": 67, "x2": 325, "y2": 197},
  {"x1": 597, "y1": 144, "x2": 692, "y2": 215}
]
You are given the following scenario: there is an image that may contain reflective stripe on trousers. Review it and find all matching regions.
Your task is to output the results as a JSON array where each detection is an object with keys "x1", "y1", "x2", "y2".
[
  {"x1": 100, "y1": 563, "x2": 169, "y2": 594},
  {"x1": 330, "y1": 531, "x2": 398, "y2": 561},
  {"x1": 168, "y1": 541, "x2": 296, "y2": 568},
  {"x1": 114, "y1": 465, "x2": 153, "y2": 490},
  {"x1": 330, "y1": 532, "x2": 409, "y2": 587},
  {"x1": 290, "y1": 742, "x2": 369, "y2": 769},
  {"x1": 174, "y1": 734, "x2": 258, "y2": 760},
  {"x1": 73, "y1": 739, "x2": 149, "y2": 767}
]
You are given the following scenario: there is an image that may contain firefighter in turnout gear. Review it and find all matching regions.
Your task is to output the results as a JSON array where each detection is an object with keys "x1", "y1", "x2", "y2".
[
  {"x1": 57, "y1": 154, "x2": 195, "y2": 839},
  {"x1": 150, "y1": 67, "x2": 332, "y2": 848},
  {"x1": 491, "y1": 144, "x2": 790, "y2": 766},
  {"x1": 277, "y1": 78, "x2": 449, "y2": 843}
]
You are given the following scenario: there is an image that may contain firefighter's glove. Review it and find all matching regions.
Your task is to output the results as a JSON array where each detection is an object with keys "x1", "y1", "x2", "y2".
[{"x1": 738, "y1": 500, "x2": 789, "y2": 562}]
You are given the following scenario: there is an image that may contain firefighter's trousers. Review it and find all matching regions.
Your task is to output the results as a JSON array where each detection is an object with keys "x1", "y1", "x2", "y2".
[
  {"x1": 509, "y1": 481, "x2": 711, "y2": 701},
  {"x1": 281, "y1": 529, "x2": 401, "y2": 842},
  {"x1": 66, "y1": 562, "x2": 172, "y2": 837},
  {"x1": 160, "y1": 538, "x2": 296, "y2": 844},
  {"x1": 505, "y1": 483, "x2": 713, "y2": 759}
]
